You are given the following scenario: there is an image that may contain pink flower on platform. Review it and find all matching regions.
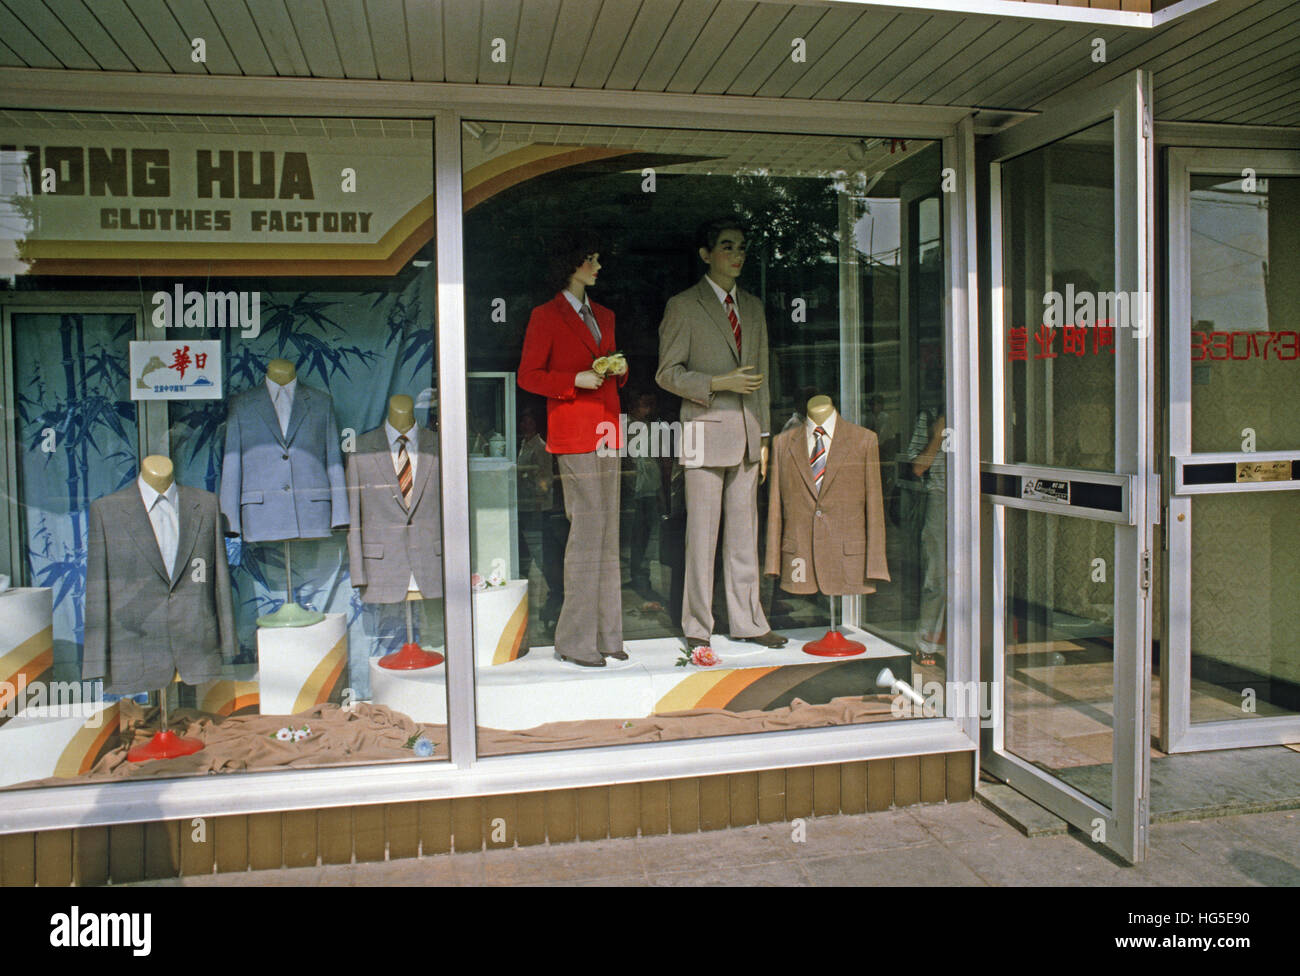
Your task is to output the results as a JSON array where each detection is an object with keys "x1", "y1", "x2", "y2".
[
  {"x1": 691, "y1": 647, "x2": 720, "y2": 667},
  {"x1": 471, "y1": 573, "x2": 486, "y2": 592}
]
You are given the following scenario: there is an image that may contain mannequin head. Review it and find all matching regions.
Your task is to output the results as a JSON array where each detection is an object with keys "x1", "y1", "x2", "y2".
[
  {"x1": 806, "y1": 395, "x2": 835, "y2": 425},
  {"x1": 140, "y1": 455, "x2": 174, "y2": 493},
  {"x1": 696, "y1": 218, "x2": 748, "y2": 291},
  {"x1": 387, "y1": 394, "x2": 415, "y2": 433},
  {"x1": 548, "y1": 228, "x2": 603, "y2": 298},
  {"x1": 266, "y1": 359, "x2": 296, "y2": 385}
]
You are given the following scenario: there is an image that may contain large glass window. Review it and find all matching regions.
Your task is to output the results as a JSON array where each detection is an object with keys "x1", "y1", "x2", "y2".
[
  {"x1": 0, "y1": 112, "x2": 447, "y2": 789},
  {"x1": 461, "y1": 121, "x2": 949, "y2": 755}
]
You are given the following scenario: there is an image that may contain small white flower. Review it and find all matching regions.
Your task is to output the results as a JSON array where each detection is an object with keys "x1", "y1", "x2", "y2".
[
  {"x1": 275, "y1": 727, "x2": 292, "y2": 741},
  {"x1": 292, "y1": 729, "x2": 309, "y2": 742},
  {"x1": 487, "y1": 571, "x2": 506, "y2": 587}
]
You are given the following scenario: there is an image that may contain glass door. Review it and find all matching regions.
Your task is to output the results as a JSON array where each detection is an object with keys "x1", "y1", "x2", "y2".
[
  {"x1": 981, "y1": 72, "x2": 1155, "y2": 863},
  {"x1": 1162, "y1": 148, "x2": 1300, "y2": 752}
]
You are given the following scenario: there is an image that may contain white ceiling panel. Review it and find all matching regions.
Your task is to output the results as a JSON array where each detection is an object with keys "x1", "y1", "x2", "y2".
[
  {"x1": 244, "y1": 0, "x2": 312, "y2": 75},
  {"x1": 122, "y1": 0, "x2": 206, "y2": 72},
  {"x1": 282, "y1": 0, "x2": 345, "y2": 76},
  {"x1": 508, "y1": 0, "x2": 559, "y2": 85},
  {"x1": 323, "y1": 0, "x2": 377, "y2": 78},
  {"x1": 475, "y1": 0, "x2": 520, "y2": 86},
  {"x1": 572, "y1": 0, "x2": 641, "y2": 89},
  {"x1": 404, "y1": 0, "x2": 442, "y2": 82},
  {"x1": 165, "y1": 0, "x2": 246, "y2": 74},
  {"x1": 4, "y1": 0, "x2": 97, "y2": 68},
  {"x1": 603, "y1": 0, "x2": 680, "y2": 90},
  {"x1": 363, "y1": 0, "x2": 412, "y2": 80},
  {"x1": 0, "y1": 0, "x2": 1294, "y2": 129},
  {"x1": 636, "y1": 0, "x2": 719, "y2": 91},
  {"x1": 664, "y1": 0, "x2": 757, "y2": 93}
]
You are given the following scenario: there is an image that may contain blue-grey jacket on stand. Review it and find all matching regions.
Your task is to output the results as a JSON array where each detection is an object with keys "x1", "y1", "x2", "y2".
[{"x1": 219, "y1": 383, "x2": 349, "y2": 542}]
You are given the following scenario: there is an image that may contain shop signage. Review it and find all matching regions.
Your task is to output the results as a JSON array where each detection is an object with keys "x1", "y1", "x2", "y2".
[
  {"x1": 1236, "y1": 460, "x2": 1291, "y2": 483},
  {"x1": 1191, "y1": 330, "x2": 1300, "y2": 361},
  {"x1": 129, "y1": 340, "x2": 223, "y2": 400},
  {"x1": 0, "y1": 127, "x2": 433, "y2": 276},
  {"x1": 1021, "y1": 478, "x2": 1071, "y2": 504}
]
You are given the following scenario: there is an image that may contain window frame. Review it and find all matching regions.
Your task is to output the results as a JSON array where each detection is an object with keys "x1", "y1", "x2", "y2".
[{"x1": 0, "y1": 78, "x2": 979, "y2": 833}]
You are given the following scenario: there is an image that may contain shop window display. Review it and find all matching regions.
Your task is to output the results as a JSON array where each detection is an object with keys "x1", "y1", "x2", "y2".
[
  {"x1": 0, "y1": 113, "x2": 448, "y2": 787},
  {"x1": 461, "y1": 122, "x2": 950, "y2": 754}
]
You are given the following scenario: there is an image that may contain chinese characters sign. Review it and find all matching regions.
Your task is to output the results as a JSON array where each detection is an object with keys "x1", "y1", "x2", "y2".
[
  {"x1": 1007, "y1": 321, "x2": 1116, "y2": 362},
  {"x1": 129, "y1": 340, "x2": 222, "y2": 400}
]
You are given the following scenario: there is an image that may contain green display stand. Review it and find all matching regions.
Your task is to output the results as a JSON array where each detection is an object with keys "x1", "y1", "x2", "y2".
[{"x1": 256, "y1": 540, "x2": 324, "y2": 629}]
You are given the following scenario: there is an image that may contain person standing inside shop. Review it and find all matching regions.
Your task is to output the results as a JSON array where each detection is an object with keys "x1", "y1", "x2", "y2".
[
  {"x1": 517, "y1": 232, "x2": 628, "y2": 667},
  {"x1": 908, "y1": 407, "x2": 947, "y2": 665},
  {"x1": 656, "y1": 217, "x2": 787, "y2": 652}
]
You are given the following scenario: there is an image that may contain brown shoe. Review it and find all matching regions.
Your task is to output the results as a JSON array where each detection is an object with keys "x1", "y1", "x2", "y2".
[
  {"x1": 602, "y1": 647, "x2": 629, "y2": 661},
  {"x1": 735, "y1": 631, "x2": 788, "y2": 648},
  {"x1": 685, "y1": 636, "x2": 711, "y2": 650},
  {"x1": 555, "y1": 650, "x2": 605, "y2": 668}
]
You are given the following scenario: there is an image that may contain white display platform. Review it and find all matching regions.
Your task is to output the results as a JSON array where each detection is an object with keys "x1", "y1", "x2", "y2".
[
  {"x1": 469, "y1": 457, "x2": 519, "y2": 578},
  {"x1": 368, "y1": 657, "x2": 447, "y2": 724},
  {"x1": 0, "y1": 588, "x2": 54, "y2": 727},
  {"x1": 469, "y1": 626, "x2": 913, "y2": 731},
  {"x1": 0, "y1": 700, "x2": 120, "y2": 788},
  {"x1": 256, "y1": 613, "x2": 348, "y2": 716},
  {"x1": 474, "y1": 579, "x2": 529, "y2": 667}
]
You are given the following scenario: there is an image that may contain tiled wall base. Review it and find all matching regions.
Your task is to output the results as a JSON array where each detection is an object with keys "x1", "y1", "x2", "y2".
[{"x1": 0, "y1": 752, "x2": 973, "y2": 885}]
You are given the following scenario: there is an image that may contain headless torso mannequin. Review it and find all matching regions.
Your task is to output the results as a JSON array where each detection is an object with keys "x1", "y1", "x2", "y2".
[
  {"x1": 266, "y1": 358, "x2": 296, "y2": 386},
  {"x1": 387, "y1": 394, "x2": 423, "y2": 605},
  {"x1": 129, "y1": 454, "x2": 205, "y2": 760},
  {"x1": 806, "y1": 395, "x2": 834, "y2": 428}
]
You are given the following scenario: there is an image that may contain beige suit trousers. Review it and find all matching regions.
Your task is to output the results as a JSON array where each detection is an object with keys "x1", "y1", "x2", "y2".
[
  {"x1": 682, "y1": 459, "x2": 770, "y2": 641},
  {"x1": 555, "y1": 451, "x2": 623, "y2": 662}
]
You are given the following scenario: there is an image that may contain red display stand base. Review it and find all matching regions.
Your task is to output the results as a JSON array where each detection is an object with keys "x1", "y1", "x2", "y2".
[
  {"x1": 802, "y1": 629, "x2": 866, "y2": 657},
  {"x1": 127, "y1": 730, "x2": 205, "y2": 763},
  {"x1": 378, "y1": 642, "x2": 445, "y2": 670}
]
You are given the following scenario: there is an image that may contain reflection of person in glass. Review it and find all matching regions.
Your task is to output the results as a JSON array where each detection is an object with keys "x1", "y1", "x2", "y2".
[
  {"x1": 656, "y1": 218, "x2": 787, "y2": 652},
  {"x1": 517, "y1": 232, "x2": 628, "y2": 667},
  {"x1": 908, "y1": 409, "x2": 946, "y2": 665}
]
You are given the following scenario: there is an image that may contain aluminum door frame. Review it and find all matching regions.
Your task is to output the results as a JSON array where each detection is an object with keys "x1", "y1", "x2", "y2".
[
  {"x1": 981, "y1": 70, "x2": 1155, "y2": 863},
  {"x1": 1162, "y1": 146, "x2": 1300, "y2": 753}
]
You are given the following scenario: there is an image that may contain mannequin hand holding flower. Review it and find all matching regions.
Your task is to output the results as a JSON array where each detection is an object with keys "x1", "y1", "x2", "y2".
[{"x1": 575, "y1": 370, "x2": 604, "y2": 389}]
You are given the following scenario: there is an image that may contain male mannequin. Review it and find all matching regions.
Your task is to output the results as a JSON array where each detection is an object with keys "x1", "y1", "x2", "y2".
[
  {"x1": 764, "y1": 396, "x2": 890, "y2": 597},
  {"x1": 220, "y1": 359, "x2": 348, "y2": 543},
  {"x1": 346, "y1": 394, "x2": 443, "y2": 604},
  {"x1": 656, "y1": 218, "x2": 786, "y2": 650},
  {"x1": 84, "y1": 454, "x2": 235, "y2": 693}
]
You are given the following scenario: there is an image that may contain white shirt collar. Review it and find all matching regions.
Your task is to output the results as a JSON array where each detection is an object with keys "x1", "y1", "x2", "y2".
[
  {"x1": 562, "y1": 289, "x2": 592, "y2": 316},
  {"x1": 138, "y1": 476, "x2": 179, "y2": 510},
  {"x1": 806, "y1": 411, "x2": 837, "y2": 440},
  {"x1": 703, "y1": 275, "x2": 737, "y2": 307},
  {"x1": 385, "y1": 420, "x2": 417, "y2": 450},
  {"x1": 266, "y1": 376, "x2": 297, "y2": 400}
]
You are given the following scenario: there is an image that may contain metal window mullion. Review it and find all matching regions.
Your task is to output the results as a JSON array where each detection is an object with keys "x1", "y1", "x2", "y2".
[{"x1": 433, "y1": 110, "x2": 478, "y2": 769}]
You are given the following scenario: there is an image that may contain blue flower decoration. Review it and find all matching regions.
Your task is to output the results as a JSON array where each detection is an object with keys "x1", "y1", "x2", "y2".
[{"x1": 413, "y1": 737, "x2": 435, "y2": 758}]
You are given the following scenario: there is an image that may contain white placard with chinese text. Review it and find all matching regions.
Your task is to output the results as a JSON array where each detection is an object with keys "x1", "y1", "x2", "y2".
[{"x1": 129, "y1": 340, "x2": 222, "y2": 400}]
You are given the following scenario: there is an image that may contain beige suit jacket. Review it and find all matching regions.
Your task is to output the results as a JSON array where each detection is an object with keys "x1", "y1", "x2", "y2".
[
  {"x1": 655, "y1": 276, "x2": 770, "y2": 468},
  {"x1": 763, "y1": 419, "x2": 890, "y2": 595}
]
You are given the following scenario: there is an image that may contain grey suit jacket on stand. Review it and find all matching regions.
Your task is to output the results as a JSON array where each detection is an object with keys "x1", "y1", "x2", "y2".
[
  {"x1": 655, "y1": 276, "x2": 771, "y2": 468},
  {"x1": 345, "y1": 426, "x2": 443, "y2": 604},
  {"x1": 220, "y1": 382, "x2": 348, "y2": 542},
  {"x1": 83, "y1": 483, "x2": 236, "y2": 694}
]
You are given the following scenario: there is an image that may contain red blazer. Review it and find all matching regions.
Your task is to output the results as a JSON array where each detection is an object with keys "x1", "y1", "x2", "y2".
[{"x1": 518, "y1": 293, "x2": 626, "y2": 454}]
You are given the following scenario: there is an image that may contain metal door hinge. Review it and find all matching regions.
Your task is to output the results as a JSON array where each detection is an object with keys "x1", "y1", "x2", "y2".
[{"x1": 1141, "y1": 550, "x2": 1151, "y2": 592}]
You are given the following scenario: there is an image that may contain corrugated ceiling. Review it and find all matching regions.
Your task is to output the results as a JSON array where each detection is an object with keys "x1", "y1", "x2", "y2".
[{"x1": 0, "y1": 0, "x2": 1294, "y2": 126}]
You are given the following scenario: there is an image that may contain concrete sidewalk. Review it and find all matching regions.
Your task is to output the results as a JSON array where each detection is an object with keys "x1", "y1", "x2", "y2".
[{"x1": 125, "y1": 801, "x2": 1300, "y2": 887}]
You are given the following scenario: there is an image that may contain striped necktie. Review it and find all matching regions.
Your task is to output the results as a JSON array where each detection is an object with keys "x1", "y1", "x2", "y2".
[
  {"x1": 810, "y1": 426, "x2": 827, "y2": 493},
  {"x1": 725, "y1": 293, "x2": 741, "y2": 354},
  {"x1": 396, "y1": 435, "x2": 413, "y2": 507}
]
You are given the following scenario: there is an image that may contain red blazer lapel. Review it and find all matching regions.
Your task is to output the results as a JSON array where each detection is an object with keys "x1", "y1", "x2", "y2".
[{"x1": 552, "y1": 293, "x2": 600, "y2": 357}]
